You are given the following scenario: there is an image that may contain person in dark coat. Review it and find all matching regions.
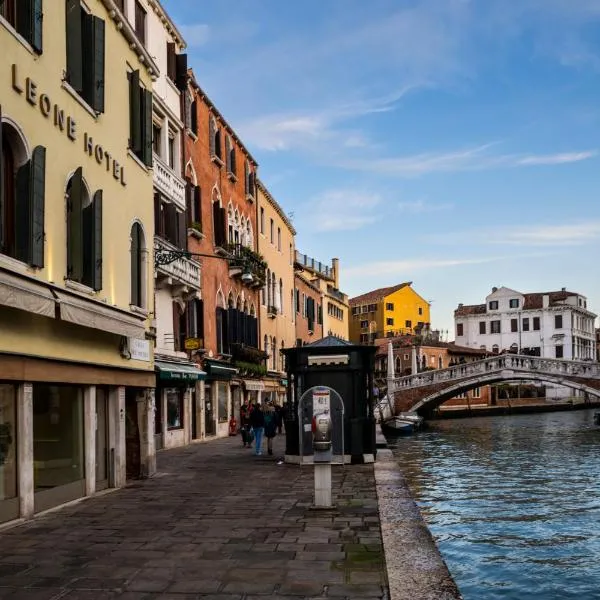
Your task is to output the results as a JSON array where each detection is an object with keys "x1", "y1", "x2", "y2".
[{"x1": 249, "y1": 402, "x2": 265, "y2": 456}]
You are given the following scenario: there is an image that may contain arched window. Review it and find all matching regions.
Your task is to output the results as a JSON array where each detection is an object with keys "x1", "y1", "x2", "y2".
[
  {"x1": 0, "y1": 116, "x2": 46, "y2": 267},
  {"x1": 266, "y1": 269, "x2": 271, "y2": 306},
  {"x1": 279, "y1": 279, "x2": 283, "y2": 315},
  {"x1": 212, "y1": 188, "x2": 225, "y2": 247},
  {"x1": 438, "y1": 356, "x2": 443, "y2": 369},
  {"x1": 264, "y1": 334, "x2": 269, "y2": 356},
  {"x1": 273, "y1": 337, "x2": 278, "y2": 370},
  {"x1": 209, "y1": 116, "x2": 222, "y2": 160},
  {"x1": 66, "y1": 167, "x2": 103, "y2": 290},
  {"x1": 130, "y1": 222, "x2": 146, "y2": 308}
]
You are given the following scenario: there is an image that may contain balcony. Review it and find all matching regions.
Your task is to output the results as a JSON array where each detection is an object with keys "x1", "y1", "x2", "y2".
[
  {"x1": 223, "y1": 243, "x2": 266, "y2": 288},
  {"x1": 295, "y1": 251, "x2": 333, "y2": 280},
  {"x1": 155, "y1": 237, "x2": 201, "y2": 290},
  {"x1": 153, "y1": 152, "x2": 186, "y2": 210}
]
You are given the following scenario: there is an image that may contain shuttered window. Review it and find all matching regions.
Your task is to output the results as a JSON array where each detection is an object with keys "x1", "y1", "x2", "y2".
[
  {"x1": 167, "y1": 42, "x2": 177, "y2": 82},
  {"x1": 65, "y1": 0, "x2": 104, "y2": 112},
  {"x1": 128, "y1": 70, "x2": 153, "y2": 167},
  {"x1": 66, "y1": 167, "x2": 102, "y2": 290},
  {"x1": 1, "y1": 0, "x2": 43, "y2": 53},
  {"x1": 130, "y1": 222, "x2": 144, "y2": 308}
]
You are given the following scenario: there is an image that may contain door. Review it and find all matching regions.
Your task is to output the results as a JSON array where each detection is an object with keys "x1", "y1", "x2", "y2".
[
  {"x1": 95, "y1": 388, "x2": 109, "y2": 490},
  {"x1": 125, "y1": 390, "x2": 141, "y2": 480},
  {"x1": 191, "y1": 389, "x2": 198, "y2": 439},
  {"x1": 204, "y1": 387, "x2": 215, "y2": 436}
]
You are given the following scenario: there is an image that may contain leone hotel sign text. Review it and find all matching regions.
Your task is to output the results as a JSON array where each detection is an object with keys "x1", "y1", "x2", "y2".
[{"x1": 11, "y1": 64, "x2": 128, "y2": 187}]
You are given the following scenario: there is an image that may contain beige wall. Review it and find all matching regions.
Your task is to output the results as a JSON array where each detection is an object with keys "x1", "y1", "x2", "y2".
[
  {"x1": 257, "y1": 185, "x2": 296, "y2": 363},
  {"x1": 1, "y1": 1, "x2": 154, "y2": 370}
]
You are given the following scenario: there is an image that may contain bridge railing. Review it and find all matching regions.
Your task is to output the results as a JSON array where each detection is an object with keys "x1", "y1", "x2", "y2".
[{"x1": 389, "y1": 354, "x2": 600, "y2": 392}]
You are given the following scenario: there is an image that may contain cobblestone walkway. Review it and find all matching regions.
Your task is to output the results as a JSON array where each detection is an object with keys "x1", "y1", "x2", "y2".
[{"x1": 0, "y1": 436, "x2": 388, "y2": 600}]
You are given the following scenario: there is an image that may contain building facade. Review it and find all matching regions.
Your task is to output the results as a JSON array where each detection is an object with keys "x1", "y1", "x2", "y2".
[
  {"x1": 294, "y1": 273, "x2": 325, "y2": 346},
  {"x1": 257, "y1": 180, "x2": 296, "y2": 403},
  {"x1": 294, "y1": 252, "x2": 349, "y2": 341},
  {"x1": 350, "y1": 282, "x2": 431, "y2": 344},
  {"x1": 184, "y1": 69, "x2": 264, "y2": 439},
  {"x1": 0, "y1": 0, "x2": 156, "y2": 525},
  {"x1": 454, "y1": 286, "x2": 597, "y2": 360}
]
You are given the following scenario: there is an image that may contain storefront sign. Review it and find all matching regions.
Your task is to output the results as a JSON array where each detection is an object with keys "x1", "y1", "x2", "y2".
[
  {"x1": 11, "y1": 64, "x2": 127, "y2": 186},
  {"x1": 129, "y1": 338, "x2": 150, "y2": 361},
  {"x1": 184, "y1": 338, "x2": 203, "y2": 351}
]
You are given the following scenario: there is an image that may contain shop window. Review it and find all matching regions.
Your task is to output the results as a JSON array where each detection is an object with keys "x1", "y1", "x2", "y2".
[
  {"x1": 217, "y1": 383, "x2": 228, "y2": 423},
  {"x1": 0, "y1": 384, "x2": 17, "y2": 522},
  {"x1": 1, "y1": 0, "x2": 43, "y2": 53},
  {"x1": 66, "y1": 168, "x2": 102, "y2": 290},
  {"x1": 128, "y1": 70, "x2": 152, "y2": 167},
  {"x1": 130, "y1": 222, "x2": 146, "y2": 308},
  {"x1": 0, "y1": 117, "x2": 46, "y2": 267},
  {"x1": 32, "y1": 384, "x2": 84, "y2": 492},
  {"x1": 65, "y1": 0, "x2": 105, "y2": 112},
  {"x1": 165, "y1": 389, "x2": 183, "y2": 430}
]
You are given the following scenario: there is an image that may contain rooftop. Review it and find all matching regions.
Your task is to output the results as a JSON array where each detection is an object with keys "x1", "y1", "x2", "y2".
[{"x1": 350, "y1": 282, "x2": 412, "y2": 306}]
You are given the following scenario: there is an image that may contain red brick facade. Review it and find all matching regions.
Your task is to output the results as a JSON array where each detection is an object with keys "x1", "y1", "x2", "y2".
[{"x1": 294, "y1": 273, "x2": 324, "y2": 346}]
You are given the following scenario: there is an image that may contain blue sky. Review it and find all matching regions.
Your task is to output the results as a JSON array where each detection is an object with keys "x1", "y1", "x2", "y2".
[{"x1": 163, "y1": 0, "x2": 600, "y2": 334}]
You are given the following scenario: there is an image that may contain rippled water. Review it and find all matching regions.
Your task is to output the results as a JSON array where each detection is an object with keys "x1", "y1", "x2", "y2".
[{"x1": 389, "y1": 409, "x2": 600, "y2": 600}]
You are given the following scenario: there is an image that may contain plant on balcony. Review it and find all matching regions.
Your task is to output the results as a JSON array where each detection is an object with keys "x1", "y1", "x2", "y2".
[
  {"x1": 190, "y1": 221, "x2": 202, "y2": 233},
  {"x1": 234, "y1": 361, "x2": 267, "y2": 377},
  {"x1": 222, "y1": 243, "x2": 267, "y2": 286},
  {"x1": 230, "y1": 342, "x2": 268, "y2": 365}
]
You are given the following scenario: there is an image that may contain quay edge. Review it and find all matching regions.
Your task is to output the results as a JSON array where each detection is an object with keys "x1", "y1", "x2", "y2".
[{"x1": 375, "y1": 449, "x2": 463, "y2": 600}]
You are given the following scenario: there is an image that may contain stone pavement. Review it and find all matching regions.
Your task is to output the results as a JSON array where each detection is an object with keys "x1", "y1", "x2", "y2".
[{"x1": 0, "y1": 435, "x2": 388, "y2": 600}]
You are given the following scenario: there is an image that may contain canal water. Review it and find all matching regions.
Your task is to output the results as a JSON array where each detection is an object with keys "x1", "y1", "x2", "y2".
[{"x1": 389, "y1": 408, "x2": 600, "y2": 600}]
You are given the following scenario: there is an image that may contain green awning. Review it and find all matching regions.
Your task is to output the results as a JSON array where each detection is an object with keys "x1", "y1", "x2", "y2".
[
  {"x1": 205, "y1": 361, "x2": 238, "y2": 380},
  {"x1": 155, "y1": 360, "x2": 206, "y2": 383}
]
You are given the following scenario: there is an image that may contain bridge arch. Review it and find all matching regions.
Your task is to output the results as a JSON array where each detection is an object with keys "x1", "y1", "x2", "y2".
[{"x1": 409, "y1": 372, "x2": 600, "y2": 415}]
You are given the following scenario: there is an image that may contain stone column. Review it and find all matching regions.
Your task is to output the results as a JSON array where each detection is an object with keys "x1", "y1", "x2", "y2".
[
  {"x1": 17, "y1": 383, "x2": 34, "y2": 519},
  {"x1": 83, "y1": 386, "x2": 97, "y2": 496},
  {"x1": 109, "y1": 386, "x2": 126, "y2": 488},
  {"x1": 137, "y1": 389, "x2": 156, "y2": 478}
]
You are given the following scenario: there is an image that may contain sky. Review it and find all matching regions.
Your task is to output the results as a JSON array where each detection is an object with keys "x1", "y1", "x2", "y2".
[{"x1": 162, "y1": 0, "x2": 600, "y2": 335}]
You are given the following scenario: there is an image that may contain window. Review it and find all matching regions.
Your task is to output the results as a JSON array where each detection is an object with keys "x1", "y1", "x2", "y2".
[
  {"x1": 360, "y1": 334, "x2": 368, "y2": 344},
  {"x1": 0, "y1": 120, "x2": 46, "y2": 267},
  {"x1": 168, "y1": 134, "x2": 175, "y2": 169},
  {"x1": 509, "y1": 299, "x2": 519, "y2": 308},
  {"x1": 166, "y1": 41, "x2": 177, "y2": 82},
  {"x1": 134, "y1": 0, "x2": 146, "y2": 45},
  {"x1": 277, "y1": 227, "x2": 281, "y2": 251},
  {"x1": 522, "y1": 318, "x2": 529, "y2": 332},
  {"x1": 473, "y1": 387, "x2": 481, "y2": 398},
  {"x1": 1, "y1": 0, "x2": 43, "y2": 53},
  {"x1": 128, "y1": 70, "x2": 153, "y2": 166},
  {"x1": 490, "y1": 320, "x2": 501, "y2": 334},
  {"x1": 130, "y1": 222, "x2": 145, "y2": 308},
  {"x1": 555, "y1": 314, "x2": 563, "y2": 329},
  {"x1": 209, "y1": 117, "x2": 222, "y2": 162},
  {"x1": 456, "y1": 323, "x2": 464, "y2": 336},
  {"x1": 386, "y1": 318, "x2": 394, "y2": 326},
  {"x1": 479, "y1": 321, "x2": 486, "y2": 334},
  {"x1": 244, "y1": 162, "x2": 255, "y2": 198},
  {"x1": 152, "y1": 123, "x2": 161, "y2": 155},
  {"x1": 368, "y1": 304, "x2": 377, "y2": 312},
  {"x1": 225, "y1": 137, "x2": 236, "y2": 178},
  {"x1": 511, "y1": 318, "x2": 518, "y2": 333},
  {"x1": 166, "y1": 389, "x2": 183, "y2": 430},
  {"x1": 259, "y1": 207, "x2": 265, "y2": 234},
  {"x1": 185, "y1": 183, "x2": 202, "y2": 230},
  {"x1": 386, "y1": 303, "x2": 394, "y2": 311},
  {"x1": 156, "y1": 196, "x2": 186, "y2": 249},
  {"x1": 187, "y1": 298, "x2": 204, "y2": 341},
  {"x1": 533, "y1": 317, "x2": 540, "y2": 331},
  {"x1": 114, "y1": 0, "x2": 125, "y2": 13},
  {"x1": 270, "y1": 218, "x2": 274, "y2": 244},
  {"x1": 489, "y1": 300, "x2": 499, "y2": 310},
  {"x1": 405, "y1": 320, "x2": 412, "y2": 328},
  {"x1": 555, "y1": 345, "x2": 564, "y2": 359},
  {"x1": 66, "y1": 168, "x2": 102, "y2": 290}
]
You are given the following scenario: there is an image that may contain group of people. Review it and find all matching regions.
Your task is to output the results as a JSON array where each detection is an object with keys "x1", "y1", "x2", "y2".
[{"x1": 239, "y1": 400, "x2": 284, "y2": 456}]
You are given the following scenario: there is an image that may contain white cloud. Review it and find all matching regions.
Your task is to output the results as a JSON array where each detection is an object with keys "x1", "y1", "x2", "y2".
[
  {"x1": 398, "y1": 199, "x2": 454, "y2": 213},
  {"x1": 303, "y1": 190, "x2": 382, "y2": 232},
  {"x1": 516, "y1": 151, "x2": 597, "y2": 165}
]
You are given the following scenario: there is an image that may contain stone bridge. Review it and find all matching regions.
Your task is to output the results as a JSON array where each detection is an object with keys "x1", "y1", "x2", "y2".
[{"x1": 386, "y1": 353, "x2": 600, "y2": 417}]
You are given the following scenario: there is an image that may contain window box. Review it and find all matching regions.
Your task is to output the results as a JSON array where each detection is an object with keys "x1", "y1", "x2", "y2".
[
  {"x1": 188, "y1": 226, "x2": 204, "y2": 241},
  {"x1": 211, "y1": 154, "x2": 224, "y2": 167}
]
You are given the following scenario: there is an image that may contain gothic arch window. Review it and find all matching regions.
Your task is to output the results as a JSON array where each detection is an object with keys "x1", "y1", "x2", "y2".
[
  {"x1": 438, "y1": 356, "x2": 443, "y2": 369},
  {"x1": 66, "y1": 167, "x2": 102, "y2": 290},
  {"x1": 130, "y1": 221, "x2": 147, "y2": 308},
  {"x1": 246, "y1": 220, "x2": 252, "y2": 248},
  {"x1": 266, "y1": 269, "x2": 271, "y2": 306},
  {"x1": 273, "y1": 337, "x2": 278, "y2": 370},
  {"x1": 228, "y1": 292, "x2": 235, "y2": 309},
  {"x1": 279, "y1": 278, "x2": 283, "y2": 314},
  {"x1": 212, "y1": 187, "x2": 226, "y2": 247},
  {"x1": 209, "y1": 115, "x2": 222, "y2": 161},
  {"x1": 0, "y1": 115, "x2": 46, "y2": 267}
]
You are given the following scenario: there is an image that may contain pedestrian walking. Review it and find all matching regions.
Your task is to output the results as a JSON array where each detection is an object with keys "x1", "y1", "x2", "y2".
[
  {"x1": 240, "y1": 399, "x2": 251, "y2": 447},
  {"x1": 249, "y1": 401, "x2": 265, "y2": 456},
  {"x1": 264, "y1": 402, "x2": 277, "y2": 455},
  {"x1": 275, "y1": 404, "x2": 283, "y2": 435}
]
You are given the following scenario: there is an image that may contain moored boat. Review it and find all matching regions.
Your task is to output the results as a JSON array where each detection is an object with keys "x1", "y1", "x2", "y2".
[{"x1": 381, "y1": 413, "x2": 424, "y2": 436}]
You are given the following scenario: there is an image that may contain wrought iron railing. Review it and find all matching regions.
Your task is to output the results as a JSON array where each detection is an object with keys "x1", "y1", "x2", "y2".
[{"x1": 223, "y1": 243, "x2": 267, "y2": 287}]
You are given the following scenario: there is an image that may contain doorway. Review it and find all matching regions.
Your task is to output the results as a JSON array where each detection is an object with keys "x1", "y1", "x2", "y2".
[
  {"x1": 125, "y1": 389, "x2": 141, "y2": 480},
  {"x1": 191, "y1": 389, "x2": 198, "y2": 439},
  {"x1": 204, "y1": 385, "x2": 215, "y2": 437},
  {"x1": 95, "y1": 388, "x2": 109, "y2": 490}
]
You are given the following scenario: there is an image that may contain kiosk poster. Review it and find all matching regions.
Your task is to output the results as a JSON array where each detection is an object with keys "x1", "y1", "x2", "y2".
[{"x1": 312, "y1": 388, "x2": 331, "y2": 415}]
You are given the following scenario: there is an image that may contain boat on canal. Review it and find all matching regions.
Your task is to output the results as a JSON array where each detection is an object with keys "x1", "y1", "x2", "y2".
[{"x1": 381, "y1": 412, "x2": 424, "y2": 436}]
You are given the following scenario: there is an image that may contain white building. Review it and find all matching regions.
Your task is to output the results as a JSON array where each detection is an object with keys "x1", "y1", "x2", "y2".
[
  {"x1": 121, "y1": 0, "x2": 204, "y2": 451},
  {"x1": 454, "y1": 286, "x2": 597, "y2": 361}
]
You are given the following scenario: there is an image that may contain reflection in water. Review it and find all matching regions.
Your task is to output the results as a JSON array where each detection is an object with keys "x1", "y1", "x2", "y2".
[{"x1": 390, "y1": 409, "x2": 600, "y2": 600}]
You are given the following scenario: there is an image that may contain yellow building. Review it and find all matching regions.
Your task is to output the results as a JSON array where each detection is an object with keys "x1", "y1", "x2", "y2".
[
  {"x1": 0, "y1": 0, "x2": 156, "y2": 525},
  {"x1": 349, "y1": 282, "x2": 431, "y2": 344},
  {"x1": 294, "y1": 253, "x2": 350, "y2": 341},
  {"x1": 257, "y1": 180, "x2": 296, "y2": 402}
]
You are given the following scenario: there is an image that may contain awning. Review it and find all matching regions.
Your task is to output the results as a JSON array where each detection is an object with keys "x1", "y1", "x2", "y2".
[
  {"x1": 155, "y1": 360, "x2": 206, "y2": 383},
  {"x1": 0, "y1": 270, "x2": 56, "y2": 319},
  {"x1": 243, "y1": 379, "x2": 265, "y2": 391},
  {"x1": 204, "y1": 361, "x2": 238, "y2": 380},
  {"x1": 54, "y1": 290, "x2": 146, "y2": 338},
  {"x1": 263, "y1": 379, "x2": 282, "y2": 391}
]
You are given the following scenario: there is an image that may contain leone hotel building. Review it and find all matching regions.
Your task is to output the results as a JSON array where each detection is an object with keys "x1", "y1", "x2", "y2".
[{"x1": 0, "y1": 0, "x2": 158, "y2": 525}]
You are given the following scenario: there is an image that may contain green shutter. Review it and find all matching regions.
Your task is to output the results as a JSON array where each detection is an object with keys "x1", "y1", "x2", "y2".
[
  {"x1": 194, "y1": 185, "x2": 201, "y2": 225},
  {"x1": 67, "y1": 167, "x2": 83, "y2": 281},
  {"x1": 32, "y1": 0, "x2": 43, "y2": 53},
  {"x1": 129, "y1": 70, "x2": 141, "y2": 154},
  {"x1": 130, "y1": 224, "x2": 140, "y2": 306},
  {"x1": 66, "y1": 0, "x2": 83, "y2": 92},
  {"x1": 92, "y1": 190, "x2": 103, "y2": 291},
  {"x1": 92, "y1": 16, "x2": 105, "y2": 113},
  {"x1": 175, "y1": 53, "x2": 188, "y2": 91},
  {"x1": 142, "y1": 89, "x2": 153, "y2": 166},
  {"x1": 30, "y1": 146, "x2": 46, "y2": 268},
  {"x1": 15, "y1": 162, "x2": 31, "y2": 264}
]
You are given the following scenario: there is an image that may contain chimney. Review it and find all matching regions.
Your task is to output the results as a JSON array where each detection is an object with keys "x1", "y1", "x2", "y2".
[
  {"x1": 492, "y1": 287, "x2": 498, "y2": 293},
  {"x1": 561, "y1": 287, "x2": 566, "y2": 292},
  {"x1": 543, "y1": 294, "x2": 550, "y2": 308},
  {"x1": 458, "y1": 303, "x2": 464, "y2": 308},
  {"x1": 332, "y1": 257, "x2": 340, "y2": 289}
]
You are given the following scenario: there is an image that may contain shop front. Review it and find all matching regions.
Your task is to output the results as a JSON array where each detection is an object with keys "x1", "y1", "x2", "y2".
[
  {"x1": 0, "y1": 383, "x2": 18, "y2": 524},
  {"x1": 203, "y1": 360, "x2": 238, "y2": 438},
  {"x1": 154, "y1": 360, "x2": 206, "y2": 450}
]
